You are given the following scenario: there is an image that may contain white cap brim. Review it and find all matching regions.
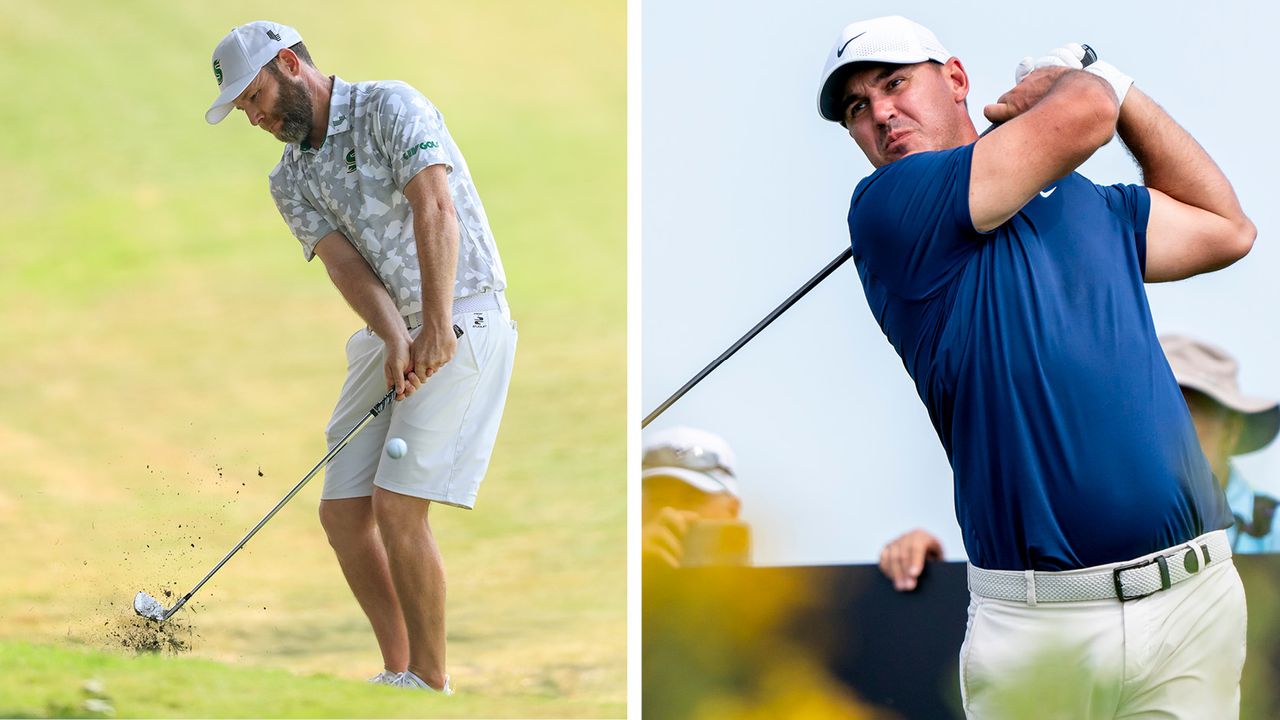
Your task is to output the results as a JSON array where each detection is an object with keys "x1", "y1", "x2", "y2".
[
  {"x1": 642, "y1": 466, "x2": 739, "y2": 497},
  {"x1": 205, "y1": 70, "x2": 258, "y2": 124}
]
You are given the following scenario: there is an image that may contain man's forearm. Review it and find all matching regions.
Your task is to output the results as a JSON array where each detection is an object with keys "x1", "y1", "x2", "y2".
[
  {"x1": 414, "y1": 208, "x2": 460, "y2": 330},
  {"x1": 326, "y1": 257, "x2": 409, "y2": 344},
  {"x1": 1118, "y1": 88, "x2": 1247, "y2": 225}
]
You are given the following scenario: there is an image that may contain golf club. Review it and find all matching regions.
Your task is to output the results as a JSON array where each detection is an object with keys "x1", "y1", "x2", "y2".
[
  {"x1": 134, "y1": 386, "x2": 398, "y2": 622},
  {"x1": 642, "y1": 46, "x2": 1097, "y2": 428}
]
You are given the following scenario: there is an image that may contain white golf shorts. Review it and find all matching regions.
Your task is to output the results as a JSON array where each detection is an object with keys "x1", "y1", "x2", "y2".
[
  {"x1": 320, "y1": 294, "x2": 517, "y2": 508},
  {"x1": 959, "y1": 530, "x2": 1247, "y2": 719}
]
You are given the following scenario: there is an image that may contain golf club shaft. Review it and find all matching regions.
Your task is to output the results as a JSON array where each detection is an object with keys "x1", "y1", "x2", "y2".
[
  {"x1": 641, "y1": 247, "x2": 853, "y2": 428},
  {"x1": 162, "y1": 387, "x2": 398, "y2": 620}
]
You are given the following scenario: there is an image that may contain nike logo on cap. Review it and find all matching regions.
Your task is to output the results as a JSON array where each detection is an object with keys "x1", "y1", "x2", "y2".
[
  {"x1": 1040, "y1": 187, "x2": 1057, "y2": 198},
  {"x1": 837, "y1": 32, "x2": 866, "y2": 58}
]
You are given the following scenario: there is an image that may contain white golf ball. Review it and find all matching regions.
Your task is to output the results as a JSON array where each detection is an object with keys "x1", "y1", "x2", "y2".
[{"x1": 385, "y1": 437, "x2": 408, "y2": 459}]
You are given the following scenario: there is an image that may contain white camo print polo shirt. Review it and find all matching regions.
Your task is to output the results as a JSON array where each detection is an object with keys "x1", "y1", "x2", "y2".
[{"x1": 269, "y1": 76, "x2": 506, "y2": 321}]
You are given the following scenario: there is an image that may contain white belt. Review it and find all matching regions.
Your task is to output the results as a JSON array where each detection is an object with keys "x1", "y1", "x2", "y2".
[
  {"x1": 967, "y1": 530, "x2": 1231, "y2": 605},
  {"x1": 402, "y1": 291, "x2": 506, "y2": 330}
]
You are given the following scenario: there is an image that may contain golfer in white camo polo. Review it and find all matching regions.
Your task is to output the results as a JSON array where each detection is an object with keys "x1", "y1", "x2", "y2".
[{"x1": 206, "y1": 20, "x2": 517, "y2": 694}]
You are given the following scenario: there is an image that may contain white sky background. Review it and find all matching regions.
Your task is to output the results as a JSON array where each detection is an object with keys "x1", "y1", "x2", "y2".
[{"x1": 641, "y1": 1, "x2": 1280, "y2": 566}]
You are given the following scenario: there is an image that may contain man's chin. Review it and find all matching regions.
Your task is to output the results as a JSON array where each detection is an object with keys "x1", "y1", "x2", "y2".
[{"x1": 273, "y1": 129, "x2": 309, "y2": 145}]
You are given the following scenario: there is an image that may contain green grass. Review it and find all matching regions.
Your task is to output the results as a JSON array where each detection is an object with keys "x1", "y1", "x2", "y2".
[
  {"x1": 0, "y1": 641, "x2": 623, "y2": 718},
  {"x1": 0, "y1": 0, "x2": 625, "y2": 717}
]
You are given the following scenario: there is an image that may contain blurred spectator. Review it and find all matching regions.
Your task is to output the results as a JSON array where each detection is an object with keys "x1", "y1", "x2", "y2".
[
  {"x1": 882, "y1": 334, "x2": 1280, "y2": 589},
  {"x1": 642, "y1": 427, "x2": 749, "y2": 569},
  {"x1": 1163, "y1": 334, "x2": 1280, "y2": 553},
  {"x1": 642, "y1": 428, "x2": 872, "y2": 717}
]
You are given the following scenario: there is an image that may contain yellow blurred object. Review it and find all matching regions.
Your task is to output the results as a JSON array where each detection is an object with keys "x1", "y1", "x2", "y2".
[
  {"x1": 694, "y1": 654, "x2": 883, "y2": 719},
  {"x1": 644, "y1": 566, "x2": 881, "y2": 718}
]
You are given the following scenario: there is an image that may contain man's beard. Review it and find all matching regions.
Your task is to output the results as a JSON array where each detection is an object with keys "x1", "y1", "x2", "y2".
[{"x1": 274, "y1": 76, "x2": 313, "y2": 145}]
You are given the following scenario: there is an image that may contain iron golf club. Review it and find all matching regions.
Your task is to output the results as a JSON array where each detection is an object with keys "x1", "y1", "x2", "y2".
[{"x1": 133, "y1": 386, "x2": 398, "y2": 622}]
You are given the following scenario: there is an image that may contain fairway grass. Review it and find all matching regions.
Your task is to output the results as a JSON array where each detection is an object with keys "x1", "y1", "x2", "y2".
[
  {"x1": 0, "y1": 641, "x2": 623, "y2": 718},
  {"x1": 0, "y1": 1, "x2": 625, "y2": 717}
]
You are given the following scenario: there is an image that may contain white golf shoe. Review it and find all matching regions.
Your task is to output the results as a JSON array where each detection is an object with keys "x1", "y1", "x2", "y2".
[
  {"x1": 392, "y1": 670, "x2": 454, "y2": 695},
  {"x1": 367, "y1": 670, "x2": 400, "y2": 685}
]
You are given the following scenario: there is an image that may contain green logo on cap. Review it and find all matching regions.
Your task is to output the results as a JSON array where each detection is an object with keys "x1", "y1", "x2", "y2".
[
  {"x1": 213, "y1": 59, "x2": 223, "y2": 86},
  {"x1": 345, "y1": 149, "x2": 357, "y2": 173}
]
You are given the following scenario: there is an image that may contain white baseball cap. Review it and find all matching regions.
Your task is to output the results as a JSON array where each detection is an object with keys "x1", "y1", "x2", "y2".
[
  {"x1": 642, "y1": 426, "x2": 740, "y2": 497},
  {"x1": 206, "y1": 21, "x2": 303, "y2": 125},
  {"x1": 816, "y1": 15, "x2": 951, "y2": 122}
]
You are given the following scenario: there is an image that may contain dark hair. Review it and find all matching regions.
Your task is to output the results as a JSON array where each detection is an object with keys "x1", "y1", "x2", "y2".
[
  {"x1": 288, "y1": 42, "x2": 314, "y2": 67},
  {"x1": 266, "y1": 41, "x2": 316, "y2": 76}
]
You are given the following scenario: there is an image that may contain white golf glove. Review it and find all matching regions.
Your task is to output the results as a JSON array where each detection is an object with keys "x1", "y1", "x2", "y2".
[
  {"x1": 1014, "y1": 43, "x2": 1133, "y2": 106},
  {"x1": 1014, "y1": 44, "x2": 1086, "y2": 83}
]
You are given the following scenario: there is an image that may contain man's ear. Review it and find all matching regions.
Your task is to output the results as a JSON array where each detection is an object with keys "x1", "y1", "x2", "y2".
[
  {"x1": 942, "y1": 57, "x2": 969, "y2": 103},
  {"x1": 275, "y1": 47, "x2": 303, "y2": 76}
]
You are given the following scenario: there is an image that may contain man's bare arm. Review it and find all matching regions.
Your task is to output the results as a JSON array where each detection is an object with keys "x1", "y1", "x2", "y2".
[
  {"x1": 1118, "y1": 88, "x2": 1255, "y2": 282},
  {"x1": 313, "y1": 231, "x2": 418, "y2": 398},
  {"x1": 971, "y1": 68, "x2": 1119, "y2": 233},
  {"x1": 404, "y1": 164, "x2": 460, "y2": 380}
]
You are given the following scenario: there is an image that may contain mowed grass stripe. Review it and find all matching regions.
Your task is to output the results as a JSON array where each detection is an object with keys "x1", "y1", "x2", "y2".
[{"x1": 0, "y1": 641, "x2": 624, "y2": 718}]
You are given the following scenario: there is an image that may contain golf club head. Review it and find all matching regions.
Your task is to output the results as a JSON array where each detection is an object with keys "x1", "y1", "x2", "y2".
[{"x1": 133, "y1": 591, "x2": 167, "y2": 622}]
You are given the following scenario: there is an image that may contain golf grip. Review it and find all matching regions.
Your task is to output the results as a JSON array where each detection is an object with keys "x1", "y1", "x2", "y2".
[
  {"x1": 981, "y1": 44, "x2": 1097, "y2": 137},
  {"x1": 642, "y1": 46, "x2": 1096, "y2": 429},
  {"x1": 162, "y1": 386, "x2": 398, "y2": 620}
]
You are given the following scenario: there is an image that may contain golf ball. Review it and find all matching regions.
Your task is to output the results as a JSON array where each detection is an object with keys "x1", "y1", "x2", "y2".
[{"x1": 385, "y1": 437, "x2": 408, "y2": 459}]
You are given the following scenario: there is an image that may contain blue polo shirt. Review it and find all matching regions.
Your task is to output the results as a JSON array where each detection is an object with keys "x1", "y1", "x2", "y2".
[{"x1": 849, "y1": 143, "x2": 1232, "y2": 571}]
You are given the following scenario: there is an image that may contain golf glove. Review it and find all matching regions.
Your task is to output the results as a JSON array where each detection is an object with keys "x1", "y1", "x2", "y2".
[
  {"x1": 1015, "y1": 44, "x2": 1086, "y2": 83},
  {"x1": 1015, "y1": 43, "x2": 1133, "y2": 106}
]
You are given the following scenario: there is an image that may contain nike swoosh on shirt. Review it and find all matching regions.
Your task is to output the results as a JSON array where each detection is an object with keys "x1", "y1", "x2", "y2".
[
  {"x1": 837, "y1": 32, "x2": 866, "y2": 58},
  {"x1": 1039, "y1": 187, "x2": 1057, "y2": 198}
]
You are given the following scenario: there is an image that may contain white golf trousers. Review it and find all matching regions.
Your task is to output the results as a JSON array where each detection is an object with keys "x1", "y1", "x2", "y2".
[{"x1": 960, "y1": 543, "x2": 1246, "y2": 718}]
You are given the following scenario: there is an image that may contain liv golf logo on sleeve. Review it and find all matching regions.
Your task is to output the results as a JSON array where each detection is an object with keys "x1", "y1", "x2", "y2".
[{"x1": 401, "y1": 140, "x2": 439, "y2": 160}]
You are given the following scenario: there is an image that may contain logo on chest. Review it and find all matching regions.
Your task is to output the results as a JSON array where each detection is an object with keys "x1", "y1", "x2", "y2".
[{"x1": 345, "y1": 149, "x2": 357, "y2": 173}]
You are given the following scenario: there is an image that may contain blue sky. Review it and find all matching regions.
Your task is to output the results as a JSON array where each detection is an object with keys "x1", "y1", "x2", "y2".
[{"x1": 641, "y1": 0, "x2": 1280, "y2": 565}]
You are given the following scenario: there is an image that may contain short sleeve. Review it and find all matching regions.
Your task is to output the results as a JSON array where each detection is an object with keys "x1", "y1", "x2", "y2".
[
  {"x1": 1098, "y1": 183, "x2": 1151, "y2": 276},
  {"x1": 848, "y1": 145, "x2": 982, "y2": 300},
  {"x1": 268, "y1": 161, "x2": 337, "y2": 261},
  {"x1": 367, "y1": 83, "x2": 453, "y2": 191}
]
